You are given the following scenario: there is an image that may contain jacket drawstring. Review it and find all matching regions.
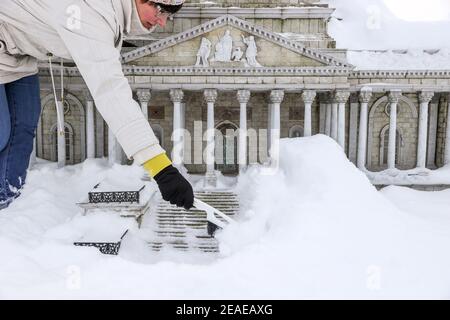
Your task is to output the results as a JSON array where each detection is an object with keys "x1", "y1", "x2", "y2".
[{"x1": 48, "y1": 53, "x2": 64, "y2": 135}]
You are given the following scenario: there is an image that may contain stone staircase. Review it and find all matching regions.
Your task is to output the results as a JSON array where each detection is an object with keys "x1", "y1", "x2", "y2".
[{"x1": 146, "y1": 191, "x2": 239, "y2": 254}]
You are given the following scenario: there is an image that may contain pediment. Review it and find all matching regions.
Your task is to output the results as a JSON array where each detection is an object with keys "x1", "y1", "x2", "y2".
[{"x1": 121, "y1": 15, "x2": 353, "y2": 70}]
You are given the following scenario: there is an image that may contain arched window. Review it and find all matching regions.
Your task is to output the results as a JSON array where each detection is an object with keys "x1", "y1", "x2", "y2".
[
  {"x1": 38, "y1": 93, "x2": 86, "y2": 164},
  {"x1": 367, "y1": 95, "x2": 418, "y2": 170},
  {"x1": 379, "y1": 126, "x2": 404, "y2": 166},
  {"x1": 289, "y1": 125, "x2": 304, "y2": 138},
  {"x1": 215, "y1": 121, "x2": 238, "y2": 175}
]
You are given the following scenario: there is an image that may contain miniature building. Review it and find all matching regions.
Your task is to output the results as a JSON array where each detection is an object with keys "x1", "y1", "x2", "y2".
[{"x1": 34, "y1": 0, "x2": 450, "y2": 187}]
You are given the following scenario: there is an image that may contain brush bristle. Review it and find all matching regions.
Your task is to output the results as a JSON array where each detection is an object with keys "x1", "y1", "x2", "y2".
[{"x1": 207, "y1": 221, "x2": 221, "y2": 237}]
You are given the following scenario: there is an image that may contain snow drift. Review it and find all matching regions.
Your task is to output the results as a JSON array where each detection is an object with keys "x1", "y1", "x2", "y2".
[
  {"x1": 1, "y1": 136, "x2": 450, "y2": 299},
  {"x1": 325, "y1": 0, "x2": 450, "y2": 50},
  {"x1": 324, "y1": 0, "x2": 450, "y2": 70}
]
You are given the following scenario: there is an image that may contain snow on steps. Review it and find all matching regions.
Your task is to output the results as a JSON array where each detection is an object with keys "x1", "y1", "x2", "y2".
[{"x1": 146, "y1": 191, "x2": 239, "y2": 254}]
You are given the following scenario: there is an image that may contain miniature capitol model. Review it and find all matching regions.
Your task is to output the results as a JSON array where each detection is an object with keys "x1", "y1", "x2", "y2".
[{"x1": 35, "y1": 0, "x2": 450, "y2": 190}]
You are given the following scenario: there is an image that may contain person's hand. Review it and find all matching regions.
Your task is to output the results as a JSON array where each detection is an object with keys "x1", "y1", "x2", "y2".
[
  {"x1": 143, "y1": 153, "x2": 194, "y2": 210},
  {"x1": 153, "y1": 165, "x2": 194, "y2": 210}
]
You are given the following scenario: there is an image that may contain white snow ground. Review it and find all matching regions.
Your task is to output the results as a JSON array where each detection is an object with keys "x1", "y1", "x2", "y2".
[{"x1": 1, "y1": 135, "x2": 450, "y2": 299}]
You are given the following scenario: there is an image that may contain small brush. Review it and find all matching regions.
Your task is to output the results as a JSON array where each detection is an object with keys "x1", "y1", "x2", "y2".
[{"x1": 193, "y1": 198, "x2": 235, "y2": 236}]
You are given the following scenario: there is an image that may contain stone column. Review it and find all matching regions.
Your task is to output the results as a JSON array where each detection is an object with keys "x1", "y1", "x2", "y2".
[
  {"x1": 137, "y1": 89, "x2": 151, "y2": 121},
  {"x1": 95, "y1": 110, "x2": 104, "y2": 158},
  {"x1": 319, "y1": 102, "x2": 326, "y2": 134},
  {"x1": 269, "y1": 90, "x2": 285, "y2": 165},
  {"x1": 387, "y1": 90, "x2": 402, "y2": 169},
  {"x1": 237, "y1": 90, "x2": 251, "y2": 172},
  {"x1": 445, "y1": 94, "x2": 450, "y2": 165},
  {"x1": 181, "y1": 102, "x2": 186, "y2": 164},
  {"x1": 181, "y1": 103, "x2": 186, "y2": 131},
  {"x1": 204, "y1": 89, "x2": 218, "y2": 186},
  {"x1": 427, "y1": 99, "x2": 439, "y2": 168},
  {"x1": 416, "y1": 91, "x2": 434, "y2": 168},
  {"x1": 325, "y1": 92, "x2": 332, "y2": 137},
  {"x1": 170, "y1": 89, "x2": 184, "y2": 167},
  {"x1": 335, "y1": 90, "x2": 350, "y2": 150},
  {"x1": 357, "y1": 88, "x2": 373, "y2": 170},
  {"x1": 348, "y1": 95, "x2": 359, "y2": 164},
  {"x1": 85, "y1": 91, "x2": 95, "y2": 159},
  {"x1": 417, "y1": 91, "x2": 434, "y2": 168},
  {"x1": 330, "y1": 96, "x2": 338, "y2": 141},
  {"x1": 302, "y1": 90, "x2": 316, "y2": 137},
  {"x1": 56, "y1": 101, "x2": 66, "y2": 168},
  {"x1": 267, "y1": 103, "x2": 273, "y2": 152}
]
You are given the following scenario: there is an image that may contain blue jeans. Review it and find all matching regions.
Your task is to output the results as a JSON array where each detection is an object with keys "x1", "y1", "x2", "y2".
[{"x1": 0, "y1": 74, "x2": 41, "y2": 207}]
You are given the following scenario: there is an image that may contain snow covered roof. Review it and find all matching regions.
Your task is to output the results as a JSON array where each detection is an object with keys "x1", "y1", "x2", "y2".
[
  {"x1": 325, "y1": 0, "x2": 450, "y2": 51},
  {"x1": 348, "y1": 49, "x2": 450, "y2": 70},
  {"x1": 323, "y1": 0, "x2": 450, "y2": 70}
]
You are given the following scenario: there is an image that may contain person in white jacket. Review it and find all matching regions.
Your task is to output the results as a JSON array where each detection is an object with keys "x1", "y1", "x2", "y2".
[{"x1": 0, "y1": 0, "x2": 194, "y2": 210}]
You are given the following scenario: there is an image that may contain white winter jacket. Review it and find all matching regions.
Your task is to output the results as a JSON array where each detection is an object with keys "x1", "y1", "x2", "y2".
[{"x1": 0, "y1": 0, "x2": 164, "y2": 164}]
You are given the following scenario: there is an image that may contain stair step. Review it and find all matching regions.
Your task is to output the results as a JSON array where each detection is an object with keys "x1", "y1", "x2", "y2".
[
  {"x1": 146, "y1": 191, "x2": 239, "y2": 254},
  {"x1": 157, "y1": 207, "x2": 238, "y2": 210}
]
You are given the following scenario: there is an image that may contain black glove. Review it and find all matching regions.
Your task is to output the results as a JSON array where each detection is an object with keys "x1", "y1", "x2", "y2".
[{"x1": 154, "y1": 165, "x2": 194, "y2": 210}]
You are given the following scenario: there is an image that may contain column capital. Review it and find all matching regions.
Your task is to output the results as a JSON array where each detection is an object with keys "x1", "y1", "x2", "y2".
[
  {"x1": 270, "y1": 90, "x2": 285, "y2": 104},
  {"x1": 204, "y1": 89, "x2": 218, "y2": 103},
  {"x1": 359, "y1": 89, "x2": 373, "y2": 104},
  {"x1": 388, "y1": 90, "x2": 402, "y2": 103},
  {"x1": 136, "y1": 89, "x2": 151, "y2": 103},
  {"x1": 419, "y1": 91, "x2": 434, "y2": 104},
  {"x1": 83, "y1": 90, "x2": 93, "y2": 102},
  {"x1": 237, "y1": 90, "x2": 251, "y2": 104},
  {"x1": 302, "y1": 90, "x2": 317, "y2": 104},
  {"x1": 170, "y1": 89, "x2": 184, "y2": 103},
  {"x1": 333, "y1": 90, "x2": 350, "y2": 104}
]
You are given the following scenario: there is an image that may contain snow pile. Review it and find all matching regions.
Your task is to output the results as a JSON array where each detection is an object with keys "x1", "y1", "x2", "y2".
[
  {"x1": 381, "y1": 186, "x2": 450, "y2": 223},
  {"x1": 224, "y1": 135, "x2": 450, "y2": 298},
  {"x1": 325, "y1": 0, "x2": 450, "y2": 50},
  {"x1": 368, "y1": 165, "x2": 450, "y2": 186},
  {"x1": 1, "y1": 136, "x2": 450, "y2": 298},
  {"x1": 348, "y1": 49, "x2": 450, "y2": 70},
  {"x1": 324, "y1": 0, "x2": 450, "y2": 69}
]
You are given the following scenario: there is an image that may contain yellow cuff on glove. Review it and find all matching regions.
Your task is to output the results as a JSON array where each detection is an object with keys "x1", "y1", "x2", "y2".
[{"x1": 143, "y1": 153, "x2": 172, "y2": 178}]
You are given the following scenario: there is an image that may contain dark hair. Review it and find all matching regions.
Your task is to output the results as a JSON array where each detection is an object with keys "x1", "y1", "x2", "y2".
[{"x1": 151, "y1": 2, "x2": 183, "y2": 14}]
